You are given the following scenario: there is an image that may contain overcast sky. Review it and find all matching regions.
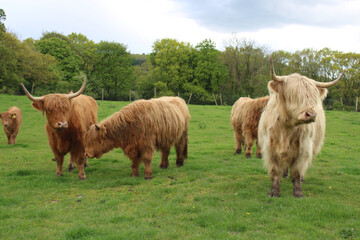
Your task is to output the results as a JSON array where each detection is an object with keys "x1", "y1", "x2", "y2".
[{"x1": 2, "y1": 0, "x2": 360, "y2": 54}]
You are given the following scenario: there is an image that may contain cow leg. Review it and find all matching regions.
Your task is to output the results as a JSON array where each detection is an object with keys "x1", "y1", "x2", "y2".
[
  {"x1": 175, "y1": 131, "x2": 188, "y2": 167},
  {"x1": 159, "y1": 147, "x2": 170, "y2": 169},
  {"x1": 234, "y1": 131, "x2": 243, "y2": 154},
  {"x1": 268, "y1": 167, "x2": 281, "y2": 197},
  {"x1": 7, "y1": 135, "x2": 12, "y2": 144},
  {"x1": 291, "y1": 170, "x2": 303, "y2": 198},
  {"x1": 68, "y1": 154, "x2": 76, "y2": 172},
  {"x1": 55, "y1": 155, "x2": 64, "y2": 177},
  {"x1": 244, "y1": 131, "x2": 254, "y2": 158},
  {"x1": 282, "y1": 167, "x2": 289, "y2": 178},
  {"x1": 131, "y1": 159, "x2": 141, "y2": 177},
  {"x1": 70, "y1": 150, "x2": 87, "y2": 180},
  {"x1": 256, "y1": 140, "x2": 262, "y2": 159},
  {"x1": 142, "y1": 147, "x2": 154, "y2": 179}
]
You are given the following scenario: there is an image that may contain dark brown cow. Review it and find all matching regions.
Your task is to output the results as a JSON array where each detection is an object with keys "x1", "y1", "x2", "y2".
[
  {"x1": 0, "y1": 106, "x2": 22, "y2": 144},
  {"x1": 231, "y1": 96, "x2": 269, "y2": 158},
  {"x1": 85, "y1": 96, "x2": 190, "y2": 179},
  {"x1": 258, "y1": 57, "x2": 345, "y2": 197},
  {"x1": 21, "y1": 78, "x2": 97, "y2": 180}
]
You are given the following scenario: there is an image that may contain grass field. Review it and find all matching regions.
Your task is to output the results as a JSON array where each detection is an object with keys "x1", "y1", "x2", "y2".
[{"x1": 0, "y1": 94, "x2": 359, "y2": 240}]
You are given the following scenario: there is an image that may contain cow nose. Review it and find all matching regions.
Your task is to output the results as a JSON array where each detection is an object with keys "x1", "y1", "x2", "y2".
[
  {"x1": 57, "y1": 121, "x2": 68, "y2": 128},
  {"x1": 4, "y1": 123, "x2": 8, "y2": 128},
  {"x1": 305, "y1": 111, "x2": 317, "y2": 121}
]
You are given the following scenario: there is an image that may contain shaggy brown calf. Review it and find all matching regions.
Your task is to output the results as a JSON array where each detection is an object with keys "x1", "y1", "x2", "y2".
[
  {"x1": 85, "y1": 96, "x2": 190, "y2": 179},
  {"x1": 258, "y1": 57, "x2": 345, "y2": 197},
  {"x1": 21, "y1": 78, "x2": 97, "y2": 180},
  {"x1": 0, "y1": 106, "x2": 22, "y2": 144},
  {"x1": 231, "y1": 96, "x2": 269, "y2": 158}
]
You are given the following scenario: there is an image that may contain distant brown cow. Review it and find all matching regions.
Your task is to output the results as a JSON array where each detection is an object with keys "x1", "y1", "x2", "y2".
[
  {"x1": 231, "y1": 96, "x2": 269, "y2": 158},
  {"x1": 258, "y1": 57, "x2": 345, "y2": 197},
  {"x1": 21, "y1": 78, "x2": 97, "y2": 180},
  {"x1": 85, "y1": 96, "x2": 190, "y2": 179},
  {"x1": 0, "y1": 106, "x2": 22, "y2": 144}
]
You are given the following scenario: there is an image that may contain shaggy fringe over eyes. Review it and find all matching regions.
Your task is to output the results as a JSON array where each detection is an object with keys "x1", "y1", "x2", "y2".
[
  {"x1": 284, "y1": 75, "x2": 320, "y2": 111},
  {"x1": 44, "y1": 95, "x2": 70, "y2": 113}
]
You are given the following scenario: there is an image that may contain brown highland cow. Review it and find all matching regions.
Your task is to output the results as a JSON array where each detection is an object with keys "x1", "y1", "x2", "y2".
[
  {"x1": 0, "y1": 106, "x2": 22, "y2": 144},
  {"x1": 231, "y1": 96, "x2": 269, "y2": 158},
  {"x1": 85, "y1": 96, "x2": 190, "y2": 179},
  {"x1": 21, "y1": 78, "x2": 97, "y2": 180}
]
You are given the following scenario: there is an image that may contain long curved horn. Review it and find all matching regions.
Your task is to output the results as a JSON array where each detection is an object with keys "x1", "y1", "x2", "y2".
[
  {"x1": 270, "y1": 56, "x2": 286, "y2": 82},
  {"x1": 67, "y1": 76, "x2": 86, "y2": 99},
  {"x1": 315, "y1": 69, "x2": 346, "y2": 88},
  {"x1": 21, "y1": 83, "x2": 45, "y2": 101}
]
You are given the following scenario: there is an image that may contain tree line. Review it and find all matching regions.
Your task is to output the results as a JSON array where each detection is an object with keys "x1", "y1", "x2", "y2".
[{"x1": 1, "y1": 9, "x2": 359, "y2": 109}]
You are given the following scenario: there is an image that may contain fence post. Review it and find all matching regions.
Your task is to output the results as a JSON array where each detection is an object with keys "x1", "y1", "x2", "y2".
[
  {"x1": 129, "y1": 90, "x2": 132, "y2": 102},
  {"x1": 212, "y1": 93, "x2": 218, "y2": 106},
  {"x1": 220, "y1": 92, "x2": 223, "y2": 106},
  {"x1": 187, "y1": 93, "x2": 192, "y2": 104},
  {"x1": 154, "y1": 87, "x2": 157, "y2": 98},
  {"x1": 340, "y1": 97, "x2": 343, "y2": 110},
  {"x1": 102, "y1": 88, "x2": 104, "y2": 101},
  {"x1": 356, "y1": 97, "x2": 358, "y2": 112}
]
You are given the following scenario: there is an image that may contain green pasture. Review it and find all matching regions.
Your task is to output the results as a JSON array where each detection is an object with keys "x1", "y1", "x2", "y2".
[{"x1": 0, "y1": 94, "x2": 359, "y2": 240}]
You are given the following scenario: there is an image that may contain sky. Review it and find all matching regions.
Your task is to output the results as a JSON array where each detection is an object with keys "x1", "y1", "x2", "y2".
[{"x1": 2, "y1": 0, "x2": 360, "y2": 54}]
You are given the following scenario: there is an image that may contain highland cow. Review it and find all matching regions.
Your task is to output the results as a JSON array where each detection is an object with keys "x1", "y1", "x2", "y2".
[
  {"x1": 258, "y1": 57, "x2": 345, "y2": 197},
  {"x1": 85, "y1": 96, "x2": 190, "y2": 179},
  {"x1": 21, "y1": 78, "x2": 97, "y2": 180},
  {"x1": 0, "y1": 106, "x2": 22, "y2": 144},
  {"x1": 231, "y1": 96, "x2": 269, "y2": 158}
]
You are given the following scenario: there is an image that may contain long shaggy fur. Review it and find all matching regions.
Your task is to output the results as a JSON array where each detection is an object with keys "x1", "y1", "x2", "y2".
[
  {"x1": 30, "y1": 94, "x2": 97, "y2": 180},
  {"x1": 85, "y1": 96, "x2": 190, "y2": 179},
  {"x1": 0, "y1": 106, "x2": 22, "y2": 144},
  {"x1": 231, "y1": 96, "x2": 269, "y2": 158},
  {"x1": 258, "y1": 73, "x2": 329, "y2": 197}
]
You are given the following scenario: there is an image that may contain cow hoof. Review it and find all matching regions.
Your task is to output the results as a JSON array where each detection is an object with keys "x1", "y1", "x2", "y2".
[
  {"x1": 56, "y1": 173, "x2": 63, "y2": 177},
  {"x1": 68, "y1": 165, "x2": 75, "y2": 172},
  {"x1": 282, "y1": 172, "x2": 288, "y2": 178},
  {"x1": 52, "y1": 158, "x2": 58, "y2": 162},
  {"x1": 245, "y1": 153, "x2": 251, "y2": 158},
  {"x1": 256, "y1": 153, "x2": 262, "y2": 159},
  {"x1": 176, "y1": 163, "x2": 184, "y2": 167},
  {"x1": 234, "y1": 149, "x2": 242, "y2": 155},
  {"x1": 293, "y1": 191, "x2": 304, "y2": 198},
  {"x1": 78, "y1": 176, "x2": 87, "y2": 181},
  {"x1": 159, "y1": 164, "x2": 168, "y2": 169},
  {"x1": 144, "y1": 176, "x2": 152, "y2": 180},
  {"x1": 268, "y1": 190, "x2": 280, "y2": 197}
]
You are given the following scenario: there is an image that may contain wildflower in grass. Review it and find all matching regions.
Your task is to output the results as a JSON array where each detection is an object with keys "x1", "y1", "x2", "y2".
[
  {"x1": 246, "y1": 212, "x2": 250, "y2": 215},
  {"x1": 329, "y1": 187, "x2": 332, "y2": 189}
]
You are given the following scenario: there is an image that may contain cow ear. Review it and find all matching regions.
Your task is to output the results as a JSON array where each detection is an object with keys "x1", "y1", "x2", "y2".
[
  {"x1": 12, "y1": 114, "x2": 16, "y2": 119},
  {"x1": 100, "y1": 125, "x2": 107, "y2": 138},
  {"x1": 268, "y1": 81, "x2": 283, "y2": 94},
  {"x1": 32, "y1": 101, "x2": 45, "y2": 111},
  {"x1": 95, "y1": 124, "x2": 100, "y2": 131},
  {"x1": 318, "y1": 88, "x2": 328, "y2": 100}
]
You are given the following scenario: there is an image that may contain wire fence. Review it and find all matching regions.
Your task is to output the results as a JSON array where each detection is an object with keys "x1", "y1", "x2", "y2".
[{"x1": 95, "y1": 88, "x2": 360, "y2": 112}]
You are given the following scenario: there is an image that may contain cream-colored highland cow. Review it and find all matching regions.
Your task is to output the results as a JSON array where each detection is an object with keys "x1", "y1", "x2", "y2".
[
  {"x1": 231, "y1": 96, "x2": 269, "y2": 158},
  {"x1": 258, "y1": 57, "x2": 345, "y2": 197},
  {"x1": 85, "y1": 96, "x2": 190, "y2": 179}
]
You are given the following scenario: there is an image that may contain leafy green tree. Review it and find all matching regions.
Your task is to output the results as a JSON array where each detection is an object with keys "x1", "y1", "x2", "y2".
[
  {"x1": 93, "y1": 41, "x2": 133, "y2": 100},
  {"x1": 19, "y1": 38, "x2": 59, "y2": 95},
  {"x1": 150, "y1": 38, "x2": 194, "y2": 94},
  {"x1": 35, "y1": 32, "x2": 82, "y2": 84},
  {"x1": 0, "y1": 9, "x2": 6, "y2": 32},
  {"x1": 0, "y1": 32, "x2": 22, "y2": 94},
  {"x1": 68, "y1": 33, "x2": 97, "y2": 76}
]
